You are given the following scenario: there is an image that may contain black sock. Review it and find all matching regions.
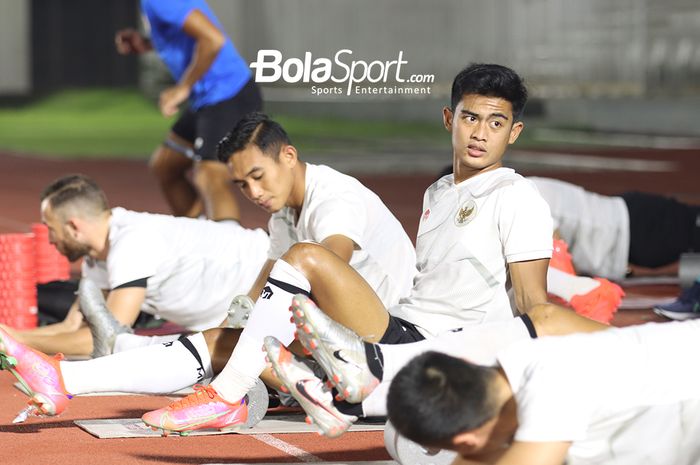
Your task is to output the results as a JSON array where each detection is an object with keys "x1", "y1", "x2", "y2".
[{"x1": 363, "y1": 342, "x2": 384, "y2": 380}]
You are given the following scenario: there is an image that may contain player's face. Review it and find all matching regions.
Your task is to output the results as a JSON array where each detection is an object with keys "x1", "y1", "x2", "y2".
[
  {"x1": 40, "y1": 202, "x2": 91, "y2": 262},
  {"x1": 227, "y1": 144, "x2": 297, "y2": 213},
  {"x1": 444, "y1": 94, "x2": 523, "y2": 183}
]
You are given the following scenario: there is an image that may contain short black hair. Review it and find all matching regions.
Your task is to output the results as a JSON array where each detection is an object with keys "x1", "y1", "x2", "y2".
[
  {"x1": 41, "y1": 174, "x2": 109, "y2": 219},
  {"x1": 216, "y1": 112, "x2": 292, "y2": 162},
  {"x1": 450, "y1": 63, "x2": 528, "y2": 120},
  {"x1": 387, "y1": 351, "x2": 500, "y2": 446}
]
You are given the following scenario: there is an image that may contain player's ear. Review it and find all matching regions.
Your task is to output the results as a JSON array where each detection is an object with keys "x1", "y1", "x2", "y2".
[
  {"x1": 508, "y1": 120, "x2": 524, "y2": 144},
  {"x1": 451, "y1": 430, "x2": 482, "y2": 453},
  {"x1": 443, "y1": 106, "x2": 454, "y2": 132},
  {"x1": 279, "y1": 144, "x2": 298, "y2": 168},
  {"x1": 64, "y1": 217, "x2": 81, "y2": 239}
]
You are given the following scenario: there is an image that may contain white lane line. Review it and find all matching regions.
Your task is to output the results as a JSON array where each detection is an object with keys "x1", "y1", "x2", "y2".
[
  {"x1": 251, "y1": 433, "x2": 324, "y2": 463},
  {"x1": 532, "y1": 128, "x2": 700, "y2": 150},
  {"x1": 509, "y1": 150, "x2": 677, "y2": 172}
]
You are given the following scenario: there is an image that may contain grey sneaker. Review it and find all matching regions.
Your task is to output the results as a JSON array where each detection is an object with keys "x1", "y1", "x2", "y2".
[
  {"x1": 226, "y1": 295, "x2": 255, "y2": 328},
  {"x1": 78, "y1": 279, "x2": 133, "y2": 358},
  {"x1": 263, "y1": 336, "x2": 356, "y2": 438},
  {"x1": 289, "y1": 294, "x2": 379, "y2": 404}
]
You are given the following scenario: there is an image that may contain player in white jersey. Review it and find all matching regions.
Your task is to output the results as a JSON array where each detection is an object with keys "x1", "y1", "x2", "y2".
[
  {"x1": 530, "y1": 176, "x2": 700, "y2": 280},
  {"x1": 0, "y1": 175, "x2": 269, "y2": 357},
  {"x1": 0, "y1": 114, "x2": 417, "y2": 427},
  {"x1": 251, "y1": 65, "x2": 609, "y2": 435},
  {"x1": 389, "y1": 320, "x2": 700, "y2": 465}
]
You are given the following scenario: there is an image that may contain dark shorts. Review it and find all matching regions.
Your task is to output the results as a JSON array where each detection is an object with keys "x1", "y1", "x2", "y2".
[
  {"x1": 378, "y1": 313, "x2": 537, "y2": 345},
  {"x1": 170, "y1": 78, "x2": 262, "y2": 161},
  {"x1": 621, "y1": 191, "x2": 700, "y2": 267},
  {"x1": 379, "y1": 315, "x2": 426, "y2": 344}
]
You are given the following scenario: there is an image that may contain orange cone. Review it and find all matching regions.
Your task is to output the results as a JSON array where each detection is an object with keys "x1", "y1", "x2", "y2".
[
  {"x1": 0, "y1": 233, "x2": 38, "y2": 329},
  {"x1": 32, "y1": 224, "x2": 70, "y2": 284}
]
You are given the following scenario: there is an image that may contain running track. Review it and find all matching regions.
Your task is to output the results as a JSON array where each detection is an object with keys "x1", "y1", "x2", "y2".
[{"x1": 0, "y1": 146, "x2": 697, "y2": 465}]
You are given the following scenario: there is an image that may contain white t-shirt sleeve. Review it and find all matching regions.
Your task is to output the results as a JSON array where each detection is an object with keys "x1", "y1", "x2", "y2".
[
  {"x1": 498, "y1": 180, "x2": 553, "y2": 263},
  {"x1": 307, "y1": 192, "x2": 367, "y2": 248},
  {"x1": 106, "y1": 227, "x2": 163, "y2": 289}
]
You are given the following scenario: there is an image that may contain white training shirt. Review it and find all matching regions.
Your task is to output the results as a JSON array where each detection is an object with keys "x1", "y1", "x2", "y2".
[
  {"x1": 267, "y1": 163, "x2": 416, "y2": 307},
  {"x1": 390, "y1": 168, "x2": 553, "y2": 337},
  {"x1": 529, "y1": 177, "x2": 629, "y2": 280},
  {"x1": 82, "y1": 208, "x2": 269, "y2": 331},
  {"x1": 498, "y1": 320, "x2": 700, "y2": 465}
]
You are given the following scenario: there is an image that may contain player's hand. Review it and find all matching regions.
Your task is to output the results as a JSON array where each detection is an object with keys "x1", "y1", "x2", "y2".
[
  {"x1": 158, "y1": 84, "x2": 191, "y2": 117},
  {"x1": 115, "y1": 28, "x2": 149, "y2": 55}
]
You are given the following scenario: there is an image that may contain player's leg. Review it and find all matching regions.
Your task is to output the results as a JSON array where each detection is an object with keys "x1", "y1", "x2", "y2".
[
  {"x1": 210, "y1": 242, "x2": 389, "y2": 396},
  {"x1": 192, "y1": 160, "x2": 239, "y2": 221},
  {"x1": 267, "y1": 299, "x2": 534, "y2": 435},
  {"x1": 144, "y1": 242, "x2": 389, "y2": 432},
  {"x1": 190, "y1": 80, "x2": 262, "y2": 221},
  {"x1": 0, "y1": 325, "x2": 240, "y2": 419},
  {"x1": 547, "y1": 238, "x2": 625, "y2": 323},
  {"x1": 149, "y1": 108, "x2": 201, "y2": 217}
]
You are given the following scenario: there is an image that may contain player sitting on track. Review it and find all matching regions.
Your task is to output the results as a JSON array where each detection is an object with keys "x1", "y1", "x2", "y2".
[
  {"x1": 253, "y1": 63, "x2": 613, "y2": 436},
  {"x1": 429, "y1": 167, "x2": 627, "y2": 323},
  {"x1": 0, "y1": 174, "x2": 269, "y2": 358},
  {"x1": 386, "y1": 319, "x2": 700, "y2": 465},
  {"x1": 0, "y1": 113, "x2": 417, "y2": 427},
  {"x1": 138, "y1": 63, "x2": 610, "y2": 436},
  {"x1": 116, "y1": 0, "x2": 262, "y2": 221}
]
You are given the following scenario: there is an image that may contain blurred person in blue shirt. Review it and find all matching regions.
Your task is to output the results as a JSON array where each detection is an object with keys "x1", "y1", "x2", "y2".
[{"x1": 116, "y1": 0, "x2": 262, "y2": 222}]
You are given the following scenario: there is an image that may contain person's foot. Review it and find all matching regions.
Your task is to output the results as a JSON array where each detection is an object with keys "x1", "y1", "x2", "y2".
[
  {"x1": 78, "y1": 279, "x2": 133, "y2": 358},
  {"x1": 263, "y1": 336, "x2": 356, "y2": 438},
  {"x1": 569, "y1": 278, "x2": 625, "y2": 323},
  {"x1": 141, "y1": 384, "x2": 248, "y2": 435},
  {"x1": 654, "y1": 281, "x2": 700, "y2": 320},
  {"x1": 289, "y1": 294, "x2": 380, "y2": 403},
  {"x1": 0, "y1": 326, "x2": 72, "y2": 417}
]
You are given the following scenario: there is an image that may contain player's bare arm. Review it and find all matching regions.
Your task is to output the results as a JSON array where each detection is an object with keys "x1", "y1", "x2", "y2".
[
  {"x1": 159, "y1": 10, "x2": 226, "y2": 117},
  {"x1": 508, "y1": 258, "x2": 549, "y2": 314}
]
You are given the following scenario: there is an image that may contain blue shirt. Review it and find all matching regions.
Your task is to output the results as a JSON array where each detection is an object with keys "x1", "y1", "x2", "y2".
[{"x1": 141, "y1": 0, "x2": 251, "y2": 109}]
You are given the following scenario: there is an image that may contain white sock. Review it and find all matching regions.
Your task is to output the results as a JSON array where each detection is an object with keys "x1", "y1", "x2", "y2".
[
  {"x1": 211, "y1": 259, "x2": 311, "y2": 403},
  {"x1": 61, "y1": 332, "x2": 213, "y2": 395},
  {"x1": 113, "y1": 333, "x2": 181, "y2": 353},
  {"x1": 547, "y1": 267, "x2": 600, "y2": 301}
]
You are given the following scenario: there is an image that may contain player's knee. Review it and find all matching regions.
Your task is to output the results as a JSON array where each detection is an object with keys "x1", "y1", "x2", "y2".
[
  {"x1": 192, "y1": 161, "x2": 230, "y2": 191},
  {"x1": 202, "y1": 327, "x2": 226, "y2": 352},
  {"x1": 149, "y1": 148, "x2": 185, "y2": 182},
  {"x1": 283, "y1": 242, "x2": 328, "y2": 271}
]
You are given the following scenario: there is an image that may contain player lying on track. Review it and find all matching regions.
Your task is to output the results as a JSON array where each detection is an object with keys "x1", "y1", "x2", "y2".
[
  {"x1": 386, "y1": 319, "x2": 699, "y2": 465},
  {"x1": 0, "y1": 174, "x2": 269, "y2": 357}
]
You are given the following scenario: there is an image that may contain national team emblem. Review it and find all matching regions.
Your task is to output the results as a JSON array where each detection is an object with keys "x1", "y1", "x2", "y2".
[
  {"x1": 422, "y1": 209, "x2": 431, "y2": 221},
  {"x1": 454, "y1": 200, "x2": 477, "y2": 226}
]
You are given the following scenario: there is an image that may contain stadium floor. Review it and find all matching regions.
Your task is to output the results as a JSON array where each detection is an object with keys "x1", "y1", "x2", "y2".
[{"x1": 0, "y1": 147, "x2": 697, "y2": 464}]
